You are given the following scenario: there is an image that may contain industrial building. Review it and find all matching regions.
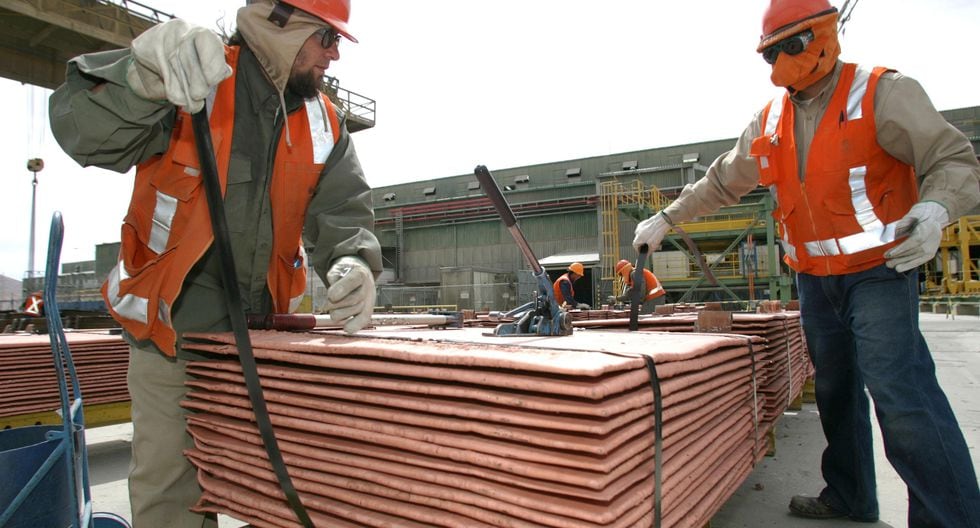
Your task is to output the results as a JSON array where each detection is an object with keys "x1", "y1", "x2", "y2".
[
  {"x1": 2, "y1": 2, "x2": 979, "y2": 528},
  {"x1": 20, "y1": 105, "x2": 980, "y2": 315},
  {"x1": 5, "y1": 1, "x2": 977, "y2": 314},
  {"x1": 368, "y1": 106, "x2": 980, "y2": 313}
]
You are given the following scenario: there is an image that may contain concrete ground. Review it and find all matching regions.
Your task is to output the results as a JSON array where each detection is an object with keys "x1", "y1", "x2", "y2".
[{"x1": 84, "y1": 313, "x2": 980, "y2": 527}]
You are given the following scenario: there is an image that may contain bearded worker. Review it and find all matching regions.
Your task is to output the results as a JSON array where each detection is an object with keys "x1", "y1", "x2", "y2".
[{"x1": 49, "y1": 1, "x2": 381, "y2": 525}]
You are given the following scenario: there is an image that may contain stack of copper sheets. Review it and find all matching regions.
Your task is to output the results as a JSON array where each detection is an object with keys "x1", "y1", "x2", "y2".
[
  {"x1": 576, "y1": 312, "x2": 812, "y2": 432},
  {"x1": 182, "y1": 328, "x2": 767, "y2": 528},
  {"x1": 0, "y1": 332, "x2": 129, "y2": 419}
]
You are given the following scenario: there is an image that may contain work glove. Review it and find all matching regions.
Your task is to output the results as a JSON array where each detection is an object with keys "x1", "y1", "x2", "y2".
[
  {"x1": 126, "y1": 19, "x2": 232, "y2": 114},
  {"x1": 884, "y1": 201, "x2": 949, "y2": 273},
  {"x1": 324, "y1": 256, "x2": 376, "y2": 334},
  {"x1": 633, "y1": 212, "x2": 671, "y2": 253}
]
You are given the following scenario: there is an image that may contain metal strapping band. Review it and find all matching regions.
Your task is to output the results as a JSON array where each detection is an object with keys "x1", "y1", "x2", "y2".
[
  {"x1": 191, "y1": 111, "x2": 313, "y2": 527},
  {"x1": 642, "y1": 355, "x2": 663, "y2": 528},
  {"x1": 784, "y1": 319, "x2": 793, "y2": 408},
  {"x1": 747, "y1": 338, "x2": 759, "y2": 465}
]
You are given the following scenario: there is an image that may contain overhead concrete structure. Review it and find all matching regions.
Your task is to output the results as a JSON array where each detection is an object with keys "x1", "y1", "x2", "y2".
[
  {"x1": 0, "y1": 0, "x2": 170, "y2": 90},
  {"x1": 0, "y1": 0, "x2": 376, "y2": 129}
]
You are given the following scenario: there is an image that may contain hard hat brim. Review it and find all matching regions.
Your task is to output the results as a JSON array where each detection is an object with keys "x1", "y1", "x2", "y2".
[{"x1": 757, "y1": 10, "x2": 836, "y2": 52}]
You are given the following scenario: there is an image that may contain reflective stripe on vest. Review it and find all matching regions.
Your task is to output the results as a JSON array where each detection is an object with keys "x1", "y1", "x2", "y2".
[
  {"x1": 801, "y1": 165, "x2": 902, "y2": 257},
  {"x1": 148, "y1": 191, "x2": 180, "y2": 254},
  {"x1": 106, "y1": 260, "x2": 148, "y2": 324},
  {"x1": 758, "y1": 95, "x2": 784, "y2": 170},
  {"x1": 307, "y1": 97, "x2": 334, "y2": 164}
]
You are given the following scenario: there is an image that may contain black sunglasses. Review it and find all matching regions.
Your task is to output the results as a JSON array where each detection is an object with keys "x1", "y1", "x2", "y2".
[
  {"x1": 762, "y1": 29, "x2": 815, "y2": 65},
  {"x1": 315, "y1": 26, "x2": 341, "y2": 49}
]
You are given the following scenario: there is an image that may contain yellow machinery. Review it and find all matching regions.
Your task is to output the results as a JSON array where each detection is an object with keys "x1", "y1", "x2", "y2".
[
  {"x1": 925, "y1": 215, "x2": 980, "y2": 296},
  {"x1": 599, "y1": 180, "x2": 668, "y2": 294},
  {"x1": 600, "y1": 183, "x2": 796, "y2": 303}
]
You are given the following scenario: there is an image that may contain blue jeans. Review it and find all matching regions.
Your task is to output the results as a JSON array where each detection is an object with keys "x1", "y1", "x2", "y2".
[{"x1": 797, "y1": 265, "x2": 980, "y2": 527}]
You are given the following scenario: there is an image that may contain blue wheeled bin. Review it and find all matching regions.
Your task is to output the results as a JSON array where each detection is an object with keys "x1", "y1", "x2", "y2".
[{"x1": 0, "y1": 212, "x2": 130, "y2": 528}]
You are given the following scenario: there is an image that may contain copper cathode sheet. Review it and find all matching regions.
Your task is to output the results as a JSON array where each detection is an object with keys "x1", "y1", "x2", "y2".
[{"x1": 191, "y1": 429, "x2": 654, "y2": 527}]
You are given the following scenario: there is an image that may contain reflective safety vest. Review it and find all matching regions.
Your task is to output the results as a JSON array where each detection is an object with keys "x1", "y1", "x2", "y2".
[
  {"x1": 102, "y1": 46, "x2": 341, "y2": 356},
  {"x1": 749, "y1": 63, "x2": 918, "y2": 276},
  {"x1": 553, "y1": 273, "x2": 575, "y2": 305},
  {"x1": 623, "y1": 269, "x2": 665, "y2": 302}
]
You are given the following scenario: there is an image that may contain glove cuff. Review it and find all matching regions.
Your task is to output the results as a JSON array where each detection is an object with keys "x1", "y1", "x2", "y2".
[
  {"x1": 332, "y1": 255, "x2": 369, "y2": 269},
  {"x1": 916, "y1": 201, "x2": 950, "y2": 226},
  {"x1": 125, "y1": 58, "x2": 167, "y2": 104}
]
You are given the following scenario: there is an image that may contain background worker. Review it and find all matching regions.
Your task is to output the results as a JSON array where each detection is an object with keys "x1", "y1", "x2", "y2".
[
  {"x1": 48, "y1": 0, "x2": 382, "y2": 526},
  {"x1": 632, "y1": 0, "x2": 980, "y2": 525},
  {"x1": 553, "y1": 262, "x2": 590, "y2": 309},
  {"x1": 608, "y1": 259, "x2": 665, "y2": 313}
]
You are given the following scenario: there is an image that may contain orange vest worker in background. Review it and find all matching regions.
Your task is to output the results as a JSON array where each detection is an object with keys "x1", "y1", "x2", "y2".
[
  {"x1": 612, "y1": 259, "x2": 665, "y2": 314},
  {"x1": 553, "y1": 262, "x2": 588, "y2": 309}
]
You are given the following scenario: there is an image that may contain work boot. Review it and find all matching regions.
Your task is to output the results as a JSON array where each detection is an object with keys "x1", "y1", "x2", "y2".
[{"x1": 788, "y1": 495, "x2": 846, "y2": 519}]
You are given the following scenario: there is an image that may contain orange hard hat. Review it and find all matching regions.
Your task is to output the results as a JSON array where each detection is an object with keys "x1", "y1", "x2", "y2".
[
  {"x1": 615, "y1": 259, "x2": 633, "y2": 276},
  {"x1": 278, "y1": 0, "x2": 357, "y2": 42},
  {"x1": 759, "y1": 0, "x2": 836, "y2": 50},
  {"x1": 568, "y1": 262, "x2": 585, "y2": 276}
]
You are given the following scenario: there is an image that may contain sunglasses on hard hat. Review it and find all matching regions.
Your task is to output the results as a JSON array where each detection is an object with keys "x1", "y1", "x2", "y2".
[
  {"x1": 314, "y1": 26, "x2": 341, "y2": 49},
  {"x1": 761, "y1": 29, "x2": 814, "y2": 65}
]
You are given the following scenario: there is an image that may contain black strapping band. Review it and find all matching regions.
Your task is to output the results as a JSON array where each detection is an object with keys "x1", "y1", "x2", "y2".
[
  {"x1": 746, "y1": 338, "x2": 759, "y2": 463},
  {"x1": 192, "y1": 111, "x2": 313, "y2": 527},
  {"x1": 641, "y1": 355, "x2": 663, "y2": 528},
  {"x1": 783, "y1": 319, "x2": 793, "y2": 408}
]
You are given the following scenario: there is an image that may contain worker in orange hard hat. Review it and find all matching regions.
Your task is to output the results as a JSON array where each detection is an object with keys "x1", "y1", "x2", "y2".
[
  {"x1": 608, "y1": 259, "x2": 665, "y2": 313},
  {"x1": 553, "y1": 262, "x2": 590, "y2": 309},
  {"x1": 49, "y1": 0, "x2": 382, "y2": 525},
  {"x1": 632, "y1": 0, "x2": 980, "y2": 524}
]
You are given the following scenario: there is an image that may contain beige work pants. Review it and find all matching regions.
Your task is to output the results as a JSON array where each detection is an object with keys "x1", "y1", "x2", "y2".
[{"x1": 127, "y1": 344, "x2": 217, "y2": 528}]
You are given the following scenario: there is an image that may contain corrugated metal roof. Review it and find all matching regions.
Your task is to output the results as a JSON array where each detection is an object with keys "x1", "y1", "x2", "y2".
[{"x1": 538, "y1": 252, "x2": 600, "y2": 268}]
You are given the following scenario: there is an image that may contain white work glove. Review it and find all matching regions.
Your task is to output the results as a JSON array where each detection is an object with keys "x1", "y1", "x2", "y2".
[
  {"x1": 884, "y1": 201, "x2": 949, "y2": 273},
  {"x1": 632, "y1": 212, "x2": 672, "y2": 252},
  {"x1": 126, "y1": 19, "x2": 232, "y2": 114},
  {"x1": 324, "y1": 256, "x2": 376, "y2": 334}
]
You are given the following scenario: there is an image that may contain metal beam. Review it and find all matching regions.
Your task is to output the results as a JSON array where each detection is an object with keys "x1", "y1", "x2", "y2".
[{"x1": 28, "y1": 23, "x2": 57, "y2": 47}]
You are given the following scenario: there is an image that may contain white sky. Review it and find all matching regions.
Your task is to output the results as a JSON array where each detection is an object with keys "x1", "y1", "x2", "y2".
[{"x1": 0, "y1": 0, "x2": 977, "y2": 281}]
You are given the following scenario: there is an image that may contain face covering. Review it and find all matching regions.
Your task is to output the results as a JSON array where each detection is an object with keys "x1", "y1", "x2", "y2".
[{"x1": 768, "y1": 15, "x2": 840, "y2": 92}]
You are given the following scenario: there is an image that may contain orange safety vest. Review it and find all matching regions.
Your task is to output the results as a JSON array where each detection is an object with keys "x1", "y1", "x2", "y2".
[
  {"x1": 624, "y1": 269, "x2": 665, "y2": 302},
  {"x1": 749, "y1": 63, "x2": 918, "y2": 276},
  {"x1": 553, "y1": 273, "x2": 575, "y2": 305},
  {"x1": 102, "y1": 46, "x2": 341, "y2": 356}
]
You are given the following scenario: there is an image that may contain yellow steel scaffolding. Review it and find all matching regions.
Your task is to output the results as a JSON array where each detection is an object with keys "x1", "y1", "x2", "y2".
[
  {"x1": 925, "y1": 215, "x2": 980, "y2": 296},
  {"x1": 599, "y1": 179, "x2": 667, "y2": 293}
]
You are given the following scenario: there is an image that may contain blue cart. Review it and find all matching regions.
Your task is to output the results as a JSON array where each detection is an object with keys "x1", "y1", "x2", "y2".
[{"x1": 0, "y1": 212, "x2": 130, "y2": 528}]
